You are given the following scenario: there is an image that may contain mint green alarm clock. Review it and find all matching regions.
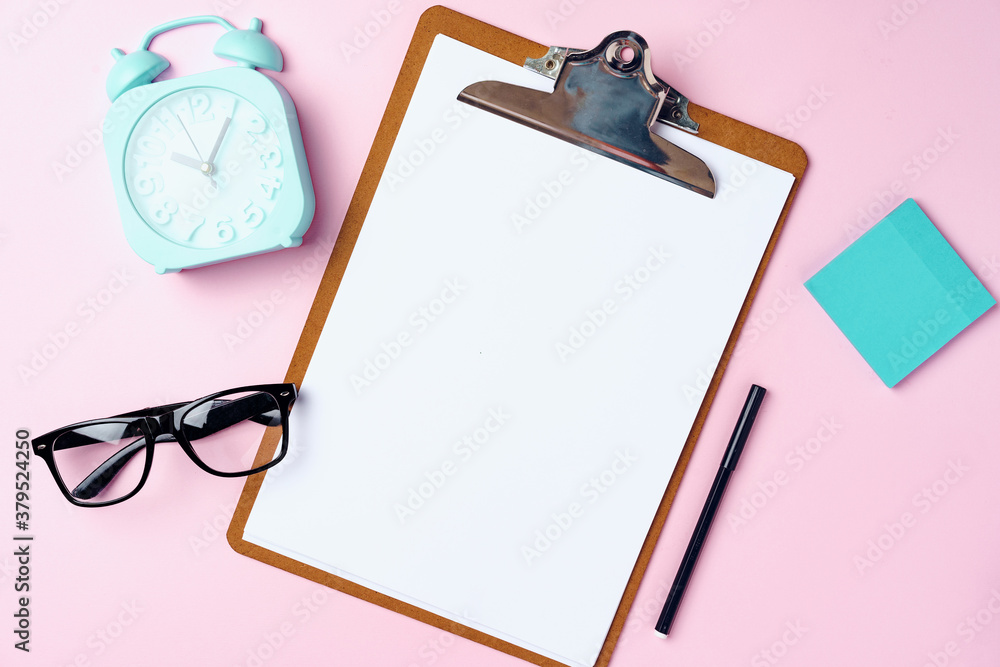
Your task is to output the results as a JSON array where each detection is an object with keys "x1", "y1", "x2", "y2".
[{"x1": 104, "y1": 16, "x2": 315, "y2": 273}]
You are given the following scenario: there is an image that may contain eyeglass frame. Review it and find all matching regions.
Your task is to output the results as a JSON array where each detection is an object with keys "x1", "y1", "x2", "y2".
[{"x1": 31, "y1": 383, "x2": 297, "y2": 507}]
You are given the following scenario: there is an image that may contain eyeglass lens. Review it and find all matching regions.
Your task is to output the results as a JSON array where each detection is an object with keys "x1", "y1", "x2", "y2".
[
  {"x1": 181, "y1": 390, "x2": 283, "y2": 474},
  {"x1": 52, "y1": 421, "x2": 148, "y2": 504}
]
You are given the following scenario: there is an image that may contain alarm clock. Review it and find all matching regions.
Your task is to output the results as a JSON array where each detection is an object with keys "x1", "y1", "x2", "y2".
[{"x1": 103, "y1": 16, "x2": 315, "y2": 273}]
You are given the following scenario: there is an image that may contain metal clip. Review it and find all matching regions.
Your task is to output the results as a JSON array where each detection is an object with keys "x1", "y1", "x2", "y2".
[
  {"x1": 523, "y1": 43, "x2": 699, "y2": 134},
  {"x1": 459, "y1": 31, "x2": 716, "y2": 197}
]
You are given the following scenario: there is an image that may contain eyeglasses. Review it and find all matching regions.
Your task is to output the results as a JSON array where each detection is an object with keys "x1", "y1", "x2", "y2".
[{"x1": 32, "y1": 384, "x2": 297, "y2": 507}]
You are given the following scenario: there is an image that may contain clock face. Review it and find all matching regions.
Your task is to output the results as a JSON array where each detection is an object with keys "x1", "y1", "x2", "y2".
[{"x1": 123, "y1": 87, "x2": 285, "y2": 249}]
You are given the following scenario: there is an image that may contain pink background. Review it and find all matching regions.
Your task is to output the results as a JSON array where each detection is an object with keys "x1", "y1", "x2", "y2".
[{"x1": 3, "y1": 0, "x2": 999, "y2": 665}]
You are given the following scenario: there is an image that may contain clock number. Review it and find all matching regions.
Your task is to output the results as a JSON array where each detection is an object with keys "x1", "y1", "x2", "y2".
[
  {"x1": 148, "y1": 116, "x2": 174, "y2": 140},
  {"x1": 132, "y1": 153, "x2": 161, "y2": 169},
  {"x1": 242, "y1": 200, "x2": 266, "y2": 228},
  {"x1": 150, "y1": 198, "x2": 178, "y2": 225},
  {"x1": 133, "y1": 173, "x2": 164, "y2": 196},
  {"x1": 257, "y1": 176, "x2": 282, "y2": 200},
  {"x1": 137, "y1": 136, "x2": 165, "y2": 156},
  {"x1": 215, "y1": 217, "x2": 236, "y2": 244},
  {"x1": 191, "y1": 93, "x2": 213, "y2": 123},
  {"x1": 157, "y1": 107, "x2": 184, "y2": 134},
  {"x1": 247, "y1": 112, "x2": 268, "y2": 134},
  {"x1": 245, "y1": 112, "x2": 272, "y2": 145},
  {"x1": 176, "y1": 204, "x2": 206, "y2": 241},
  {"x1": 259, "y1": 148, "x2": 282, "y2": 169}
]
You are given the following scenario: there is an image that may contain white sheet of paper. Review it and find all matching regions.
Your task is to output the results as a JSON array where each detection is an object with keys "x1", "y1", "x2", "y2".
[{"x1": 244, "y1": 35, "x2": 794, "y2": 667}]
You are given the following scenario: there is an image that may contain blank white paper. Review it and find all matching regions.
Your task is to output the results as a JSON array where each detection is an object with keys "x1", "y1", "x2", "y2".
[{"x1": 244, "y1": 35, "x2": 794, "y2": 667}]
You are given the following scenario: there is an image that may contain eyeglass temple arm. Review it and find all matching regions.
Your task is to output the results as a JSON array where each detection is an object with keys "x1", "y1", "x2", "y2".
[
  {"x1": 70, "y1": 394, "x2": 282, "y2": 499},
  {"x1": 180, "y1": 393, "x2": 282, "y2": 439},
  {"x1": 71, "y1": 438, "x2": 146, "y2": 500}
]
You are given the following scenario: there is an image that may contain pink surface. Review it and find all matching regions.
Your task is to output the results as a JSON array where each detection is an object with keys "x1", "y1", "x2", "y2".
[{"x1": 3, "y1": 1, "x2": 999, "y2": 665}]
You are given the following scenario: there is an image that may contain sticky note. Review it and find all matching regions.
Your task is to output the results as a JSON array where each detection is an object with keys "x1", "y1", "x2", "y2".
[{"x1": 805, "y1": 199, "x2": 995, "y2": 387}]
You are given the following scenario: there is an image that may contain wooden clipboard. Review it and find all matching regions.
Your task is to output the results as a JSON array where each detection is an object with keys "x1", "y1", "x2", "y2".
[{"x1": 229, "y1": 6, "x2": 806, "y2": 667}]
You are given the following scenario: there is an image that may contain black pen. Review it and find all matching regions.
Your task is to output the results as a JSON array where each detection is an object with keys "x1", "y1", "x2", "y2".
[{"x1": 655, "y1": 384, "x2": 767, "y2": 636}]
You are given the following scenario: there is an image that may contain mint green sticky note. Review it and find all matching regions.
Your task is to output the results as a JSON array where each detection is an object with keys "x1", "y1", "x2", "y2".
[{"x1": 805, "y1": 199, "x2": 995, "y2": 387}]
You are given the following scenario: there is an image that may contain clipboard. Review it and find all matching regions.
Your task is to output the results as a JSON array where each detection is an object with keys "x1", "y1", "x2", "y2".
[{"x1": 228, "y1": 6, "x2": 806, "y2": 667}]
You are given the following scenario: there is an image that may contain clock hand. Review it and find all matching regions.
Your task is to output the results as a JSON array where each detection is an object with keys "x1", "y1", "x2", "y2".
[
  {"x1": 170, "y1": 152, "x2": 204, "y2": 170},
  {"x1": 177, "y1": 117, "x2": 204, "y2": 161},
  {"x1": 170, "y1": 153, "x2": 217, "y2": 186},
  {"x1": 206, "y1": 116, "x2": 232, "y2": 166},
  {"x1": 203, "y1": 116, "x2": 232, "y2": 189}
]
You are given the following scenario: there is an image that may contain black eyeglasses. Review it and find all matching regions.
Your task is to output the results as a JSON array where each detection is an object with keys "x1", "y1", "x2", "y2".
[{"x1": 31, "y1": 384, "x2": 297, "y2": 507}]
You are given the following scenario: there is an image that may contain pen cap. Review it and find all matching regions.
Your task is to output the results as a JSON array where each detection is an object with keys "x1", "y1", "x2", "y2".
[{"x1": 720, "y1": 385, "x2": 766, "y2": 470}]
